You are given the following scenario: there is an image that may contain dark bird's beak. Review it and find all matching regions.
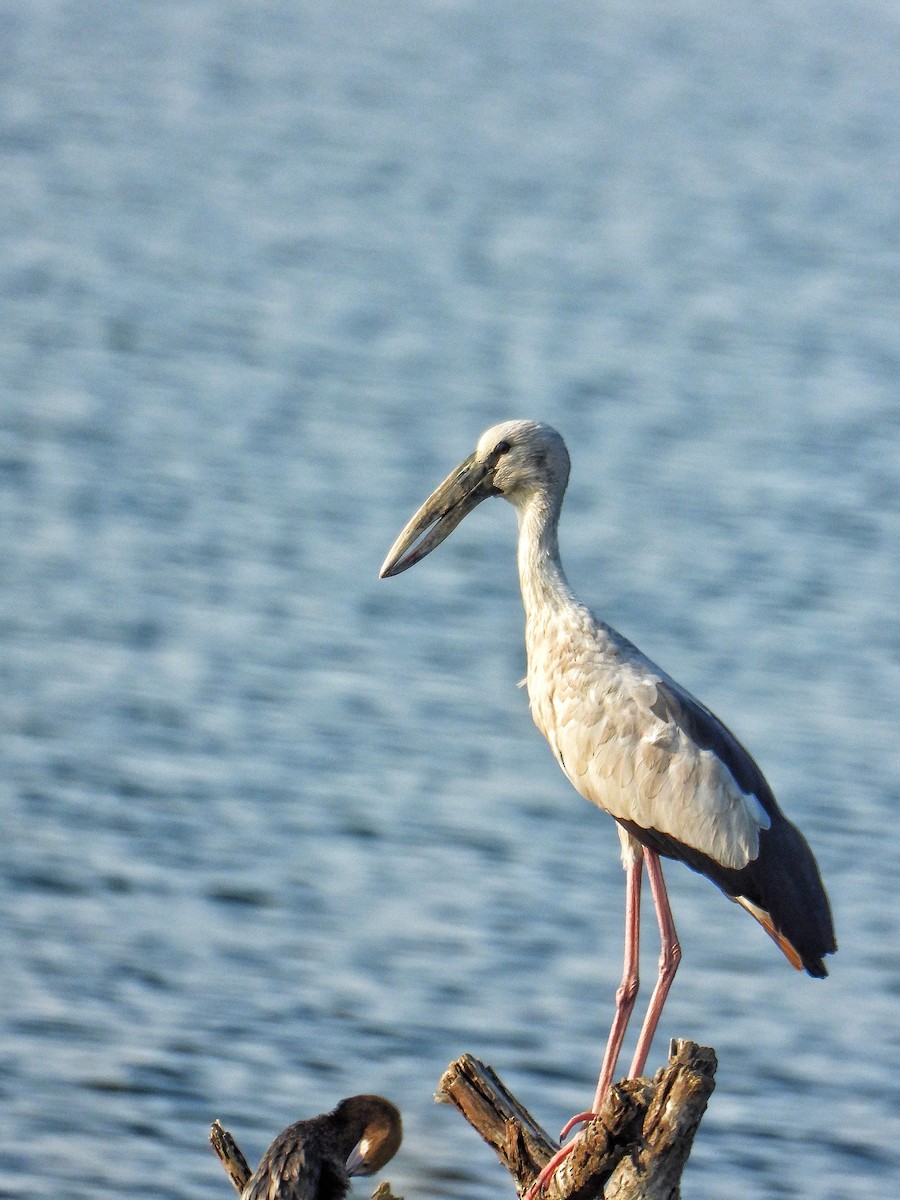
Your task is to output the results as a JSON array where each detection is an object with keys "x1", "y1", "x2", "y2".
[
  {"x1": 379, "y1": 452, "x2": 496, "y2": 577},
  {"x1": 345, "y1": 1142, "x2": 368, "y2": 1177}
]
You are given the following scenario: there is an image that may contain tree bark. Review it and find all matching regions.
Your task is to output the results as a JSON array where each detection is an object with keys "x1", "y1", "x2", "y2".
[
  {"x1": 437, "y1": 1039, "x2": 716, "y2": 1200},
  {"x1": 209, "y1": 1120, "x2": 252, "y2": 1195}
]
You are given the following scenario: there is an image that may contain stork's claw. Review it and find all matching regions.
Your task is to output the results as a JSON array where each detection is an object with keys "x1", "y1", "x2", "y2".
[
  {"x1": 558, "y1": 1110, "x2": 595, "y2": 1141},
  {"x1": 524, "y1": 1106, "x2": 602, "y2": 1198},
  {"x1": 523, "y1": 1138, "x2": 578, "y2": 1200}
]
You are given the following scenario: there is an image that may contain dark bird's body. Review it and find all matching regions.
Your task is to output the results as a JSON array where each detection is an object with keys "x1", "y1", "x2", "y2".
[{"x1": 241, "y1": 1096, "x2": 402, "y2": 1200}]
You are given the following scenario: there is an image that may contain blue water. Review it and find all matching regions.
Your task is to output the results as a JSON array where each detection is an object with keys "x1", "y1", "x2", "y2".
[{"x1": 1, "y1": 2, "x2": 898, "y2": 1197}]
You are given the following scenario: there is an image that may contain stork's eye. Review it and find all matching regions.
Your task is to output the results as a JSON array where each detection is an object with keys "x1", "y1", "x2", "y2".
[{"x1": 495, "y1": 440, "x2": 511, "y2": 456}]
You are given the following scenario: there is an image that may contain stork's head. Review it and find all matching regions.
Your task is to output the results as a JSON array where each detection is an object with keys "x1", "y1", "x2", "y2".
[
  {"x1": 475, "y1": 419, "x2": 571, "y2": 504},
  {"x1": 379, "y1": 419, "x2": 570, "y2": 577}
]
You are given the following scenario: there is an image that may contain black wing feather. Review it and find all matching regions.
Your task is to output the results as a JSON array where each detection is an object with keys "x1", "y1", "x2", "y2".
[{"x1": 631, "y1": 677, "x2": 836, "y2": 977}]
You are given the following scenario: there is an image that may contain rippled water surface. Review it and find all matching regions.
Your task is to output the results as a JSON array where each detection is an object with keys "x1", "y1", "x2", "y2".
[{"x1": 1, "y1": 3, "x2": 898, "y2": 1197}]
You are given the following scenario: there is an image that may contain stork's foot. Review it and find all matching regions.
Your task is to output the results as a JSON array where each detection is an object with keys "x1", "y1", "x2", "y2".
[
  {"x1": 558, "y1": 1110, "x2": 596, "y2": 1142},
  {"x1": 524, "y1": 1107, "x2": 603, "y2": 1196},
  {"x1": 528, "y1": 1111, "x2": 605, "y2": 1200},
  {"x1": 523, "y1": 1137, "x2": 578, "y2": 1200}
]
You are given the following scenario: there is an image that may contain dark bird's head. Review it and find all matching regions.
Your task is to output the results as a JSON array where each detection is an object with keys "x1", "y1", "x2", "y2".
[
  {"x1": 336, "y1": 1095, "x2": 402, "y2": 1177},
  {"x1": 379, "y1": 419, "x2": 570, "y2": 577}
]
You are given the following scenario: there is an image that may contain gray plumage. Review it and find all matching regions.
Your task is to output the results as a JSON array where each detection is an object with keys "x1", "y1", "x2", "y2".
[{"x1": 381, "y1": 419, "x2": 835, "y2": 978}]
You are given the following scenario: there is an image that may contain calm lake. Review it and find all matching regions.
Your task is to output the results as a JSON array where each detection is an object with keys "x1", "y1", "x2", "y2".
[{"x1": 1, "y1": 2, "x2": 898, "y2": 1198}]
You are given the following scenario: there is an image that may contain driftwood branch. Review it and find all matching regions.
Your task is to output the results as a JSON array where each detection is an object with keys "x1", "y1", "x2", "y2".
[
  {"x1": 210, "y1": 1120, "x2": 252, "y2": 1195},
  {"x1": 438, "y1": 1039, "x2": 716, "y2": 1200},
  {"x1": 209, "y1": 1121, "x2": 405, "y2": 1200}
]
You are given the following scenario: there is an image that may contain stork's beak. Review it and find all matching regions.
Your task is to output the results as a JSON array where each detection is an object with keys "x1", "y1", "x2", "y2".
[{"x1": 379, "y1": 451, "x2": 496, "y2": 577}]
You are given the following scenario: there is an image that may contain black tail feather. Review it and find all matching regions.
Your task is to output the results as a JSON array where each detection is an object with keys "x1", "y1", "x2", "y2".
[{"x1": 618, "y1": 813, "x2": 837, "y2": 976}]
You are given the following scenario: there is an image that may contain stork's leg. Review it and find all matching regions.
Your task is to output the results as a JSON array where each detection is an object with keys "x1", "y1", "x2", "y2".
[
  {"x1": 523, "y1": 856, "x2": 644, "y2": 1199},
  {"x1": 557, "y1": 852, "x2": 643, "y2": 1142},
  {"x1": 627, "y1": 848, "x2": 681, "y2": 1079},
  {"x1": 591, "y1": 852, "x2": 643, "y2": 1112}
]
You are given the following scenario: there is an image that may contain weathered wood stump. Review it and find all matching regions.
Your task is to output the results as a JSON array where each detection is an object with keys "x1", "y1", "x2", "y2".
[{"x1": 437, "y1": 1039, "x2": 716, "y2": 1200}]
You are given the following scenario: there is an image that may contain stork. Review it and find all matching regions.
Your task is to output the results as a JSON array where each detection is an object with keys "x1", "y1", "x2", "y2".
[
  {"x1": 380, "y1": 420, "x2": 835, "y2": 1187},
  {"x1": 240, "y1": 1095, "x2": 402, "y2": 1200}
]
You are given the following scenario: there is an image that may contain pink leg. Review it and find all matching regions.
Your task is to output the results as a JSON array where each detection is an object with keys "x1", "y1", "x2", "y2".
[
  {"x1": 524, "y1": 856, "x2": 645, "y2": 1199},
  {"x1": 592, "y1": 852, "x2": 643, "y2": 1111},
  {"x1": 559, "y1": 853, "x2": 644, "y2": 1140},
  {"x1": 627, "y1": 849, "x2": 681, "y2": 1079}
]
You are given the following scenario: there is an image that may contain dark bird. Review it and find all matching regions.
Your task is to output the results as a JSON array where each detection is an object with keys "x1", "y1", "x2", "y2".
[
  {"x1": 241, "y1": 1095, "x2": 402, "y2": 1200},
  {"x1": 380, "y1": 420, "x2": 836, "y2": 1185}
]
